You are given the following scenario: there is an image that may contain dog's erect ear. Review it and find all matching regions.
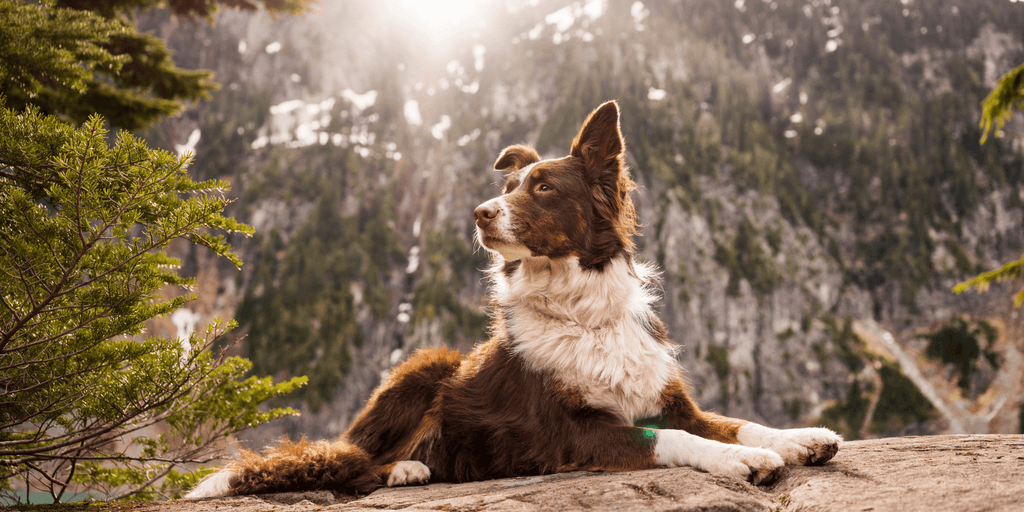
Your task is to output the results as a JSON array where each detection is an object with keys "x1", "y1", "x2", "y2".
[
  {"x1": 570, "y1": 101, "x2": 624, "y2": 167},
  {"x1": 494, "y1": 145, "x2": 541, "y2": 171},
  {"x1": 569, "y1": 101, "x2": 640, "y2": 268}
]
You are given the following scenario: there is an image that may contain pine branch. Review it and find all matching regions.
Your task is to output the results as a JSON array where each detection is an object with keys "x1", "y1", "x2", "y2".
[
  {"x1": 980, "y1": 62, "x2": 1024, "y2": 144},
  {"x1": 954, "y1": 254, "x2": 1024, "y2": 307}
]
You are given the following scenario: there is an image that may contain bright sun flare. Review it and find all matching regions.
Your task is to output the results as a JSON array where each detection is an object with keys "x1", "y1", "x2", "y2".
[{"x1": 394, "y1": 0, "x2": 482, "y2": 31}]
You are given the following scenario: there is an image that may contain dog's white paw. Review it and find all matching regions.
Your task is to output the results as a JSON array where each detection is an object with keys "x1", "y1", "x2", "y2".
[
  {"x1": 700, "y1": 444, "x2": 786, "y2": 485},
  {"x1": 387, "y1": 460, "x2": 431, "y2": 487},
  {"x1": 737, "y1": 423, "x2": 842, "y2": 466},
  {"x1": 655, "y1": 430, "x2": 785, "y2": 485}
]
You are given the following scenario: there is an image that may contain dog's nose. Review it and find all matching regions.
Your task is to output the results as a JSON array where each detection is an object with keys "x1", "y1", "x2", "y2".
[{"x1": 474, "y1": 202, "x2": 499, "y2": 228}]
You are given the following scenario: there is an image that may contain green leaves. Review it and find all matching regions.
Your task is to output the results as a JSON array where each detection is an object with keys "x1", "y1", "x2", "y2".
[
  {"x1": 0, "y1": 0, "x2": 317, "y2": 130},
  {"x1": 0, "y1": 0, "x2": 319, "y2": 501},
  {"x1": 0, "y1": 99, "x2": 299, "y2": 502},
  {"x1": 980, "y1": 62, "x2": 1024, "y2": 145},
  {"x1": 0, "y1": 0, "x2": 214, "y2": 130},
  {"x1": 954, "y1": 254, "x2": 1024, "y2": 307},
  {"x1": 0, "y1": 0, "x2": 126, "y2": 100},
  {"x1": 958, "y1": 60, "x2": 1024, "y2": 306}
]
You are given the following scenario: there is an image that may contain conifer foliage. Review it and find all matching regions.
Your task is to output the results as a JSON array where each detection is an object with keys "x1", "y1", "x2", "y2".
[
  {"x1": 957, "y1": 62, "x2": 1024, "y2": 306},
  {"x1": 0, "y1": 0, "x2": 314, "y2": 131},
  {"x1": 0, "y1": 0, "x2": 314, "y2": 503},
  {"x1": 0, "y1": 100, "x2": 305, "y2": 502}
]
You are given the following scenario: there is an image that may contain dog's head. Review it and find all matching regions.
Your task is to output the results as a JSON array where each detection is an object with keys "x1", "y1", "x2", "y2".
[{"x1": 474, "y1": 101, "x2": 639, "y2": 270}]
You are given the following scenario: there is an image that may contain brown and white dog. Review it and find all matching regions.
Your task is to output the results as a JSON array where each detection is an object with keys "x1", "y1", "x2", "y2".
[{"x1": 186, "y1": 100, "x2": 841, "y2": 499}]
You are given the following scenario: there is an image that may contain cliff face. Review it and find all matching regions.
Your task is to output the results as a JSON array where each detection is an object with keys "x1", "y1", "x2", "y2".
[
  {"x1": 143, "y1": 435, "x2": 1024, "y2": 512},
  {"x1": 140, "y1": 0, "x2": 1024, "y2": 446}
]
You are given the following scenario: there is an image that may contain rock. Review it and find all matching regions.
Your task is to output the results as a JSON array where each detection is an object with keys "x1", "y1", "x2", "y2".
[{"x1": 144, "y1": 435, "x2": 1023, "y2": 512}]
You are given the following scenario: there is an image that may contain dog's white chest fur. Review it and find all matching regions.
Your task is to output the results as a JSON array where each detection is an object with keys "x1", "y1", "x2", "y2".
[{"x1": 498, "y1": 256, "x2": 678, "y2": 424}]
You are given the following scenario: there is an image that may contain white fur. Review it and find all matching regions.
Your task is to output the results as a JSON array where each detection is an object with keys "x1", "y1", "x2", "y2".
[
  {"x1": 475, "y1": 195, "x2": 533, "y2": 262},
  {"x1": 387, "y1": 460, "x2": 431, "y2": 487},
  {"x1": 497, "y1": 255, "x2": 678, "y2": 424},
  {"x1": 514, "y1": 162, "x2": 539, "y2": 184},
  {"x1": 185, "y1": 469, "x2": 235, "y2": 499},
  {"x1": 654, "y1": 429, "x2": 784, "y2": 481},
  {"x1": 736, "y1": 423, "x2": 842, "y2": 464}
]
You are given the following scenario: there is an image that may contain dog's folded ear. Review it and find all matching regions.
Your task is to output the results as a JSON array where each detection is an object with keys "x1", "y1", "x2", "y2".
[
  {"x1": 571, "y1": 100, "x2": 625, "y2": 167},
  {"x1": 494, "y1": 145, "x2": 541, "y2": 171}
]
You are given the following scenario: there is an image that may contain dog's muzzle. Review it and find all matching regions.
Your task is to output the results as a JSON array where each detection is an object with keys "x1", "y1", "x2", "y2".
[{"x1": 474, "y1": 199, "x2": 501, "y2": 229}]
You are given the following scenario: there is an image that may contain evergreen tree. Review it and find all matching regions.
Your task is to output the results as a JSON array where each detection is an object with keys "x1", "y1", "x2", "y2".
[
  {"x1": 979, "y1": 62, "x2": 1024, "y2": 145},
  {"x1": 0, "y1": 0, "x2": 314, "y2": 131},
  {"x1": 0, "y1": 0, "x2": 315, "y2": 503},
  {"x1": 0, "y1": 99, "x2": 306, "y2": 503},
  {"x1": 956, "y1": 62, "x2": 1024, "y2": 306}
]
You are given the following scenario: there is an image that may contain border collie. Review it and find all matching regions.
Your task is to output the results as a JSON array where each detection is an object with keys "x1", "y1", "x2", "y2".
[{"x1": 186, "y1": 100, "x2": 840, "y2": 499}]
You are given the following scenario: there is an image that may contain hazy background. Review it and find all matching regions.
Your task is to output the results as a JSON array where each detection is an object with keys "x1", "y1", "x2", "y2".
[{"x1": 140, "y1": 0, "x2": 1024, "y2": 448}]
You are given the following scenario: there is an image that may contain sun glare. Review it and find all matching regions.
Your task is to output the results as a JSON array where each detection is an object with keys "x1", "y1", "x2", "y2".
[{"x1": 394, "y1": 0, "x2": 482, "y2": 32}]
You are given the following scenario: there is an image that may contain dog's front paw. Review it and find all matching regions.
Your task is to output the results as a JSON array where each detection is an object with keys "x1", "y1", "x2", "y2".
[
  {"x1": 655, "y1": 430, "x2": 785, "y2": 485},
  {"x1": 737, "y1": 424, "x2": 842, "y2": 466},
  {"x1": 706, "y1": 445, "x2": 786, "y2": 485},
  {"x1": 387, "y1": 460, "x2": 431, "y2": 487}
]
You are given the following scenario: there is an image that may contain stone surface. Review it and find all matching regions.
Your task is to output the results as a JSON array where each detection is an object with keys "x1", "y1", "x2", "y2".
[{"x1": 143, "y1": 435, "x2": 1024, "y2": 512}]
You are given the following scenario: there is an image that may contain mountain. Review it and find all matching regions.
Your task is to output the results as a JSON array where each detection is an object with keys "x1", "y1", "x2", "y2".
[{"x1": 139, "y1": 0, "x2": 1024, "y2": 446}]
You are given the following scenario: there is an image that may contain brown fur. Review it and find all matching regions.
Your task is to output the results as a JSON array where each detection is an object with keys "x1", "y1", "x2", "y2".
[
  {"x1": 231, "y1": 439, "x2": 383, "y2": 495},
  {"x1": 494, "y1": 145, "x2": 541, "y2": 172},
  {"x1": 569, "y1": 101, "x2": 640, "y2": 264},
  {"x1": 345, "y1": 347, "x2": 463, "y2": 464}
]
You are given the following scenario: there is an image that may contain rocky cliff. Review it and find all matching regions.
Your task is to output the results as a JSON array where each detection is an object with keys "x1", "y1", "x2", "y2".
[{"x1": 138, "y1": 0, "x2": 1024, "y2": 447}]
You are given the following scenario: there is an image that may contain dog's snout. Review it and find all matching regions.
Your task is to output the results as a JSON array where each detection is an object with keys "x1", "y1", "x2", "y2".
[{"x1": 474, "y1": 202, "x2": 500, "y2": 228}]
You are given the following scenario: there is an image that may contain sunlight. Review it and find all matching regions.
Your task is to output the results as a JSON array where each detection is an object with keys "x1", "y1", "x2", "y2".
[{"x1": 393, "y1": 0, "x2": 482, "y2": 32}]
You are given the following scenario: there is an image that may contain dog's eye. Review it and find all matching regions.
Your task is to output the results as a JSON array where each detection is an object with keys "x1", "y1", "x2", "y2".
[{"x1": 537, "y1": 184, "x2": 552, "y2": 192}]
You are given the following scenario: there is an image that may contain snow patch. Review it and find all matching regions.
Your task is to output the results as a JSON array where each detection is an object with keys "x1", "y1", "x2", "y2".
[
  {"x1": 631, "y1": 1, "x2": 648, "y2": 31},
  {"x1": 171, "y1": 308, "x2": 201, "y2": 363},
  {"x1": 431, "y1": 115, "x2": 452, "y2": 140},
  {"x1": 473, "y1": 44, "x2": 487, "y2": 72},
  {"x1": 772, "y1": 78, "x2": 791, "y2": 94},
  {"x1": 404, "y1": 100, "x2": 423, "y2": 126},
  {"x1": 342, "y1": 89, "x2": 378, "y2": 112},
  {"x1": 174, "y1": 128, "x2": 201, "y2": 158}
]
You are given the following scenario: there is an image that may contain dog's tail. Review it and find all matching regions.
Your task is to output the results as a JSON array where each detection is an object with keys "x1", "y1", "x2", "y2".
[{"x1": 185, "y1": 438, "x2": 385, "y2": 499}]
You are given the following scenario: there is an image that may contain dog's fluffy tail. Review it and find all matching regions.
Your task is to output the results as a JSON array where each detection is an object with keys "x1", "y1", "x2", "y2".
[{"x1": 185, "y1": 438, "x2": 384, "y2": 499}]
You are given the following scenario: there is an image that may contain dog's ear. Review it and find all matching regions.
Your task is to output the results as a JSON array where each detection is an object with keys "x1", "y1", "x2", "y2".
[
  {"x1": 570, "y1": 101, "x2": 624, "y2": 168},
  {"x1": 570, "y1": 101, "x2": 639, "y2": 267},
  {"x1": 494, "y1": 145, "x2": 541, "y2": 171}
]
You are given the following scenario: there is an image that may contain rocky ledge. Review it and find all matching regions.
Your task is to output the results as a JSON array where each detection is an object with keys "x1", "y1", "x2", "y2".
[{"x1": 145, "y1": 435, "x2": 1024, "y2": 512}]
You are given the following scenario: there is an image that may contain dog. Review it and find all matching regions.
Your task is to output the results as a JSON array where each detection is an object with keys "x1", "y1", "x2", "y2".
[{"x1": 186, "y1": 100, "x2": 841, "y2": 499}]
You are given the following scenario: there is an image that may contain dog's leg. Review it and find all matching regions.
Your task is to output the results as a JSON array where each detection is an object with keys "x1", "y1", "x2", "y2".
[
  {"x1": 660, "y1": 379, "x2": 841, "y2": 467},
  {"x1": 559, "y1": 421, "x2": 783, "y2": 486},
  {"x1": 734, "y1": 422, "x2": 842, "y2": 466},
  {"x1": 385, "y1": 460, "x2": 432, "y2": 487},
  {"x1": 186, "y1": 348, "x2": 461, "y2": 498},
  {"x1": 652, "y1": 428, "x2": 784, "y2": 485},
  {"x1": 629, "y1": 384, "x2": 786, "y2": 482},
  {"x1": 345, "y1": 347, "x2": 462, "y2": 465}
]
